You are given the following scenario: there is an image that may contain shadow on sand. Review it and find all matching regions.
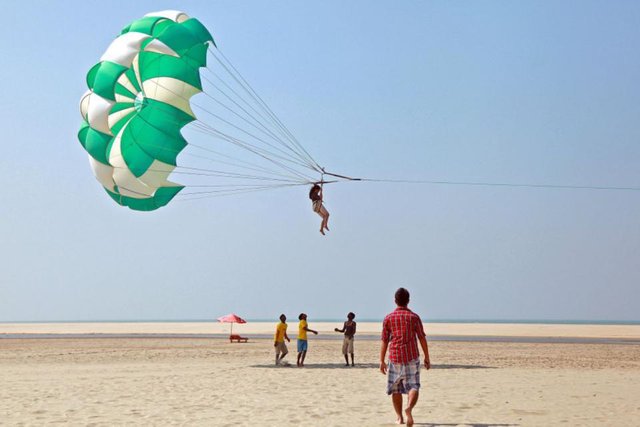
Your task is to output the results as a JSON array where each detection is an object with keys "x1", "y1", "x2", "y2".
[
  {"x1": 431, "y1": 364, "x2": 496, "y2": 370},
  {"x1": 250, "y1": 362, "x2": 379, "y2": 369},
  {"x1": 250, "y1": 363, "x2": 495, "y2": 369},
  {"x1": 414, "y1": 424, "x2": 517, "y2": 427}
]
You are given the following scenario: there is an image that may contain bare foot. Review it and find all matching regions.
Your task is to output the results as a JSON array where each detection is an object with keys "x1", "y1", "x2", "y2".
[
  {"x1": 320, "y1": 229, "x2": 325, "y2": 235},
  {"x1": 405, "y1": 408, "x2": 414, "y2": 427},
  {"x1": 395, "y1": 416, "x2": 404, "y2": 424}
]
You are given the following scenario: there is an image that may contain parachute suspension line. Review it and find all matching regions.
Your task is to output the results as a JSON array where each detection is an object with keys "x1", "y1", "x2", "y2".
[
  {"x1": 177, "y1": 182, "x2": 310, "y2": 201},
  {"x1": 189, "y1": 120, "x2": 316, "y2": 179},
  {"x1": 213, "y1": 49, "x2": 319, "y2": 167},
  {"x1": 172, "y1": 165, "x2": 305, "y2": 182},
  {"x1": 115, "y1": 182, "x2": 308, "y2": 204},
  {"x1": 189, "y1": 120, "x2": 311, "y2": 175},
  {"x1": 205, "y1": 51, "x2": 299, "y2": 150},
  {"x1": 197, "y1": 81, "x2": 313, "y2": 167},
  {"x1": 193, "y1": 111, "x2": 311, "y2": 170},
  {"x1": 191, "y1": 83, "x2": 316, "y2": 167},
  {"x1": 110, "y1": 164, "x2": 307, "y2": 185},
  {"x1": 180, "y1": 145, "x2": 293, "y2": 180},
  {"x1": 180, "y1": 182, "x2": 306, "y2": 196},
  {"x1": 200, "y1": 72, "x2": 318, "y2": 171},
  {"x1": 106, "y1": 104, "x2": 310, "y2": 186},
  {"x1": 201, "y1": 72, "x2": 304, "y2": 162},
  {"x1": 180, "y1": 187, "x2": 291, "y2": 198},
  {"x1": 207, "y1": 48, "x2": 323, "y2": 172},
  {"x1": 189, "y1": 120, "x2": 315, "y2": 182},
  {"x1": 118, "y1": 177, "x2": 307, "y2": 201},
  {"x1": 202, "y1": 70, "x2": 319, "y2": 172},
  {"x1": 185, "y1": 140, "x2": 309, "y2": 182},
  {"x1": 211, "y1": 51, "x2": 322, "y2": 173},
  {"x1": 146, "y1": 78, "x2": 314, "y2": 172}
]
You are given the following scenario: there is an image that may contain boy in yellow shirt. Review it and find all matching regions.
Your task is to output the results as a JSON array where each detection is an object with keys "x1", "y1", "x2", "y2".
[
  {"x1": 274, "y1": 314, "x2": 290, "y2": 365},
  {"x1": 297, "y1": 313, "x2": 318, "y2": 367}
]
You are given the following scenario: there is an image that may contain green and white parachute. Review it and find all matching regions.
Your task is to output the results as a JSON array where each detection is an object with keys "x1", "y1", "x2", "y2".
[
  {"x1": 78, "y1": 11, "x2": 347, "y2": 212},
  {"x1": 79, "y1": 11, "x2": 214, "y2": 211}
]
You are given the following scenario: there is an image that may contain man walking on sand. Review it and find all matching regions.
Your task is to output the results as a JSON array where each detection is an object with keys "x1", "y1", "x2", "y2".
[
  {"x1": 274, "y1": 314, "x2": 291, "y2": 365},
  {"x1": 380, "y1": 288, "x2": 431, "y2": 426}
]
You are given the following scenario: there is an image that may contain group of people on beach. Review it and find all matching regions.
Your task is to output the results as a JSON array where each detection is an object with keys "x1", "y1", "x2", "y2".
[
  {"x1": 274, "y1": 312, "x2": 356, "y2": 367},
  {"x1": 273, "y1": 288, "x2": 430, "y2": 426}
]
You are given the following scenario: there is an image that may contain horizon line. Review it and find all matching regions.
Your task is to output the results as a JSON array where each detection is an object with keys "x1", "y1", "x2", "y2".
[{"x1": 1, "y1": 318, "x2": 639, "y2": 325}]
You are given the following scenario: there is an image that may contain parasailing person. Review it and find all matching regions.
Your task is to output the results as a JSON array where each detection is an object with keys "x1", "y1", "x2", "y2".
[{"x1": 309, "y1": 182, "x2": 330, "y2": 235}]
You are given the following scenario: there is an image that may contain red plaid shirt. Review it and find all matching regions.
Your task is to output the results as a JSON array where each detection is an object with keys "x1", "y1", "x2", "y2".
[{"x1": 381, "y1": 307, "x2": 427, "y2": 364}]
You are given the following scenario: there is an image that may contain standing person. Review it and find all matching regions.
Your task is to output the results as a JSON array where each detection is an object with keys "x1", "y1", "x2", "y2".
[
  {"x1": 380, "y1": 288, "x2": 431, "y2": 427},
  {"x1": 309, "y1": 183, "x2": 330, "y2": 235},
  {"x1": 274, "y1": 314, "x2": 291, "y2": 365},
  {"x1": 334, "y1": 312, "x2": 357, "y2": 366},
  {"x1": 297, "y1": 313, "x2": 318, "y2": 367}
]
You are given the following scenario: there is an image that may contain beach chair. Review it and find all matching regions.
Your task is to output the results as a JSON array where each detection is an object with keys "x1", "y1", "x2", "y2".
[{"x1": 229, "y1": 334, "x2": 249, "y2": 343}]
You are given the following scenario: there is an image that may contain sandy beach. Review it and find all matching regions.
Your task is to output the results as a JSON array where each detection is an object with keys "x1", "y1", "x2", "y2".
[
  {"x1": 1, "y1": 324, "x2": 639, "y2": 426},
  {"x1": 2, "y1": 321, "x2": 640, "y2": 340},
  {"x1": 3, "y1": 2, "x2": 640, "y2": 426}
]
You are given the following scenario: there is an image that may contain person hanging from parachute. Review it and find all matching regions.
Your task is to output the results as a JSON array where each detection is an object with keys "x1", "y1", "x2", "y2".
[
  {"x1": 78, "y1": 10, "x2": 365, "y2": 218},
  {"x1": 309, "y1": 182, "x2": 330, "y2": 235}
]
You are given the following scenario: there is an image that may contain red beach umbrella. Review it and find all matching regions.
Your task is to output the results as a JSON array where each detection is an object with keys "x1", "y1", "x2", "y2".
[{"x1": 217, "y1": 313, "x2": 247, "y2": 335}]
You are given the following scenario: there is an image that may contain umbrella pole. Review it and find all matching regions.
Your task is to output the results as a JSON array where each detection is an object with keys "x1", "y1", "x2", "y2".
[{"x1": 230, "y1": 323, "x2": 233, "y2": 336}]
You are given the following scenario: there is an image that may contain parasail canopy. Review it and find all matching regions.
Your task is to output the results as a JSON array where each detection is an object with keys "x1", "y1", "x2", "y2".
[
  {"x1": 79, "y1": 10, "x2": 215, "y2": 211},
  {"x1": 78, "y1": 10, "x2": 341, "y2": 212}
]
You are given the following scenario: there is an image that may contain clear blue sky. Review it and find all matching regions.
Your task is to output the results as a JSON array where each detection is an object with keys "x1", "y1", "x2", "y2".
[{"x1": 1, "y1": 1, "x2": 638, "y2": 321}]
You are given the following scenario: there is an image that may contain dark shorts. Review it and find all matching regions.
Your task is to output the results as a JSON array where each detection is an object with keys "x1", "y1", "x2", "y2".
[{"x1": 297, "y1": 339, "x2": 308, "y2": 352}]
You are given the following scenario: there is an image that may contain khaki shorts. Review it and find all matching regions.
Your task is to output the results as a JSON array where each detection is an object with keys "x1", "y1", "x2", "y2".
[
  {"x1": 342, "y1": 336, "x2": 354, "y2": 355},
  {"x1": 275, "y1": 341, "x2": 288, "y2": 356}
]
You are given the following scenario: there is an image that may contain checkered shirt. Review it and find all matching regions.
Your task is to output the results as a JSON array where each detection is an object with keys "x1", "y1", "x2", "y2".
[{"x1": 381, "y1": 307, "x2": 426, "y2": 364}]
